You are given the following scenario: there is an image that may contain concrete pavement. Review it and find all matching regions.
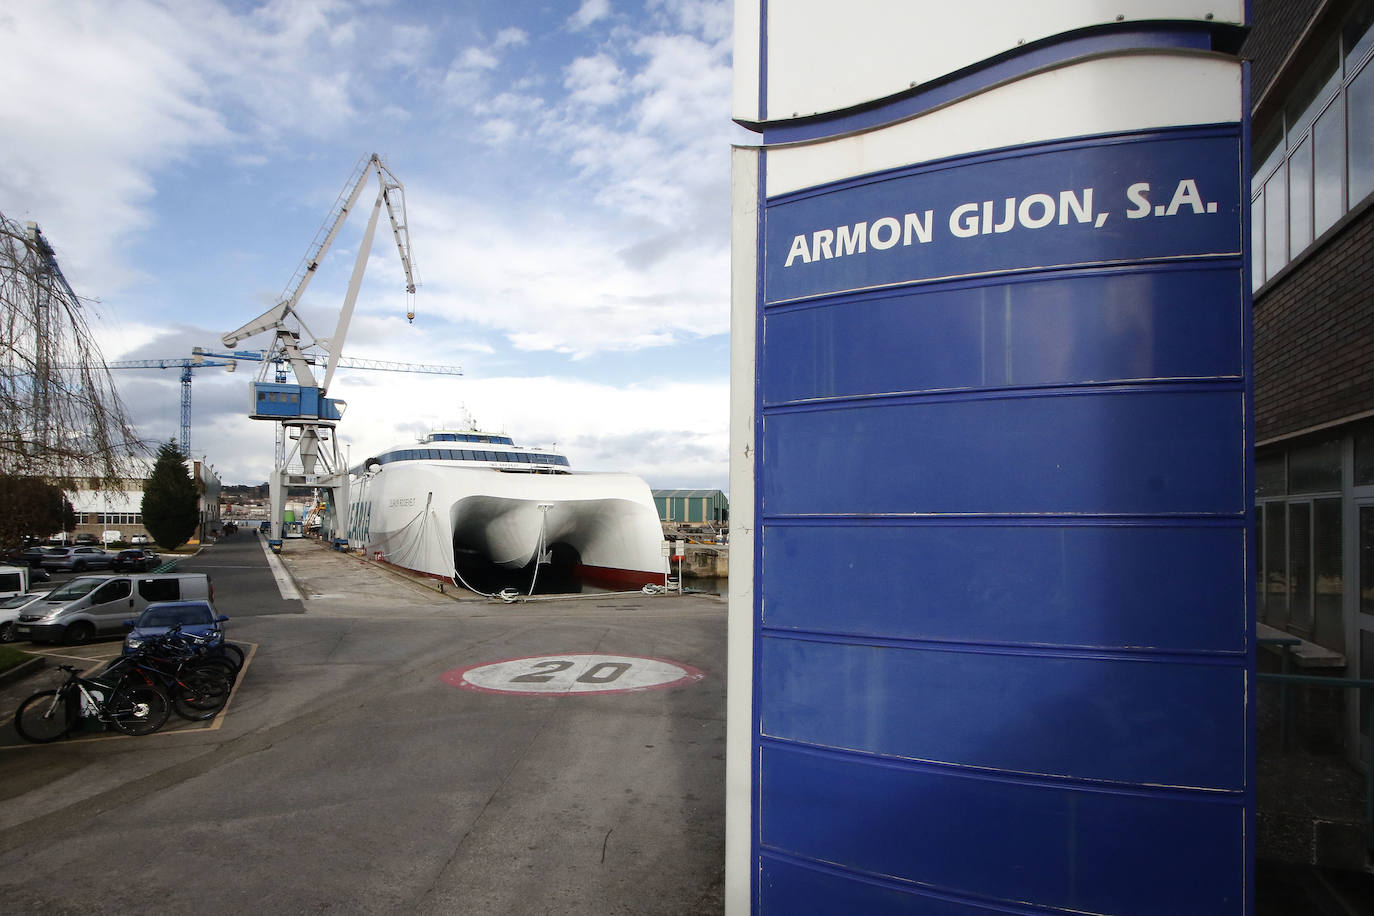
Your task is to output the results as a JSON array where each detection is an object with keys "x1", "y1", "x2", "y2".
[{"x1": 0, "y1": 534, "x2": 727, "y2": 915}]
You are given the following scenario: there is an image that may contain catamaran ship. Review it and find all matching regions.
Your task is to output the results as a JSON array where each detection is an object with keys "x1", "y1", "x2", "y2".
[{"x1": 345, "y1": 428, "x2": 667, "y2": 593}]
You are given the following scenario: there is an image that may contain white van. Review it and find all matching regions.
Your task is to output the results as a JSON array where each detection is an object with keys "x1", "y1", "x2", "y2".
[
  {"x1": 14, "y1": 573, "x2": 212, "y2": 645},
  {"x1": 0, "y1": 565, "x2": 29, "y2": 599},
  {"x1": 0, "y1": 591, "x2": 48, "y2": 643}
]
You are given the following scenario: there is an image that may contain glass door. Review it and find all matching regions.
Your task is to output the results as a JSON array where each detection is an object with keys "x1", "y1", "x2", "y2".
[{"x1": 1353, "y1": 502, "x2": 1374, "y2": 762}]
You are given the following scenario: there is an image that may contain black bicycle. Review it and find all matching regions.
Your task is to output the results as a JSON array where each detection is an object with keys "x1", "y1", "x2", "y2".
[
  {"x1": 13, "y1": 664, "x2": 171, "y2": 743},
  {"x1": 148, "y1": 626, "x2": 240, "y2": 683},
  {"x1": 105, "y1": 646, "x2": 233, "y2": 722}
]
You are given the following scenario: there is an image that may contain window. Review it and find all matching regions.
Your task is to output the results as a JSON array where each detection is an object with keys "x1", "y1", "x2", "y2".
[
  {"x1": 1264, "y1": 164, "x2": 1288, "y2": 281},
  {"x1": 1314, "y1": 100, "x2": 1346, "y2": 233},
  {"x1": 1252, "y1": 8, "x2": 1374, "y2": 288},
  {"x1": 1349, "y1": 60, "x2": 1374, "y2": 201},
  {"x1": 1290, "y1": 136, "x2": 1314, "y2": 255},
  {"x1": 1356, "y1": 423, "x2": 1374, "y2": 485},
  {"x1": 93, "y1": 580, "x2": 132, "y2": 604},
  {"x1": 1257, "y1": 435, "x2": 1348, "y2": 653},
  {"x1": 1265, "y1": 502, "x2": 1289, "y2": 626},
  {"x1": 138, "y1": 578, "x2": 181, "y2": 602},
  {"x1": 1289, "y1": 502, "x2": 1313, "y2": 632},
  {"x1": 1314, "y1": 498, "x2": 1344, "y2": 651},
  {"x1": 1289, "y1": 436, "x2": 1342, "y2": 492}
]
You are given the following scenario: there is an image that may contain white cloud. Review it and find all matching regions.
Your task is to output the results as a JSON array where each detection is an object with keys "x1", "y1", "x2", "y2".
[
  {"x1": 460, "y1": 46, "x2": 500, "y2": 69},
  {"x1": 570, "y1": 0, "x2": 612, "y2": 31},
  {"x1": 478, "y1": 118, "x2": 519, "y2": 146},
  {"x1": 409, "y1": 189, "x2": 728, "y2": 358},
  {"x1": 494, "y1": 27, "x2": 528, "y2": 48},
  {"x1": 565, "y1": 54, "x2": 627, "y2": 107},
  {"x1": 0, "y1": 1, "x2": 228, "y2": 289},
  {"x1": 651, "y1": 0, "x2": 732, "y2": 43}
]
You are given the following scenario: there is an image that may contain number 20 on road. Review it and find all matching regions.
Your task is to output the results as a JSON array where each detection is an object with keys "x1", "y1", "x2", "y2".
[{"x1": 441, "y1": 654, "x2": 705, "y2": 696}]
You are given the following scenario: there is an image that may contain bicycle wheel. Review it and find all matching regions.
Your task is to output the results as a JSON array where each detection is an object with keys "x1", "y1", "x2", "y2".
[
  {"x1": 215, "y1": 643, "x2": 245, "y2": 670},
  {"x1": 171, "y1": 669, "x2": 231, "y2": 721},
  {"x1": 106, "y1": 683, "x2": 170, "y2": 736},
  {"x1": 14, "y1": 689, "x2": 73, "y2": 743},
  {"x1": 188, "y1": 656, "x2": 238, "y2": 684}
]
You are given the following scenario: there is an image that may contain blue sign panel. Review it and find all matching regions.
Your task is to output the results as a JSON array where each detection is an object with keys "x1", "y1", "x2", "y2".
[
  {"x1": 764, "y1": 129, "x2": 1241, "y2": 304},
  {"x1": 754, "y1": 125, "x2": 1250, "y2": 913}
]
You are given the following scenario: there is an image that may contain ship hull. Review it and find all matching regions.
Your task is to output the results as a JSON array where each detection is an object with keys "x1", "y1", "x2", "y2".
[{"x1": 347, "y1": 462, "x2": 667, "y2": 593}]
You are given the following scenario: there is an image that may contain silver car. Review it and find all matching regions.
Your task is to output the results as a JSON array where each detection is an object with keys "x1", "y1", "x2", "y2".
[{"x1": 40, "y1": 546, "x2": 115, "y2": 573}]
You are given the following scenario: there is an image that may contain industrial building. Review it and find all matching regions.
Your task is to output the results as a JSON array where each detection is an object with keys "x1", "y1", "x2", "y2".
[
  {"x1": 1246, "y1": 0, "x2": 1374, "y2": 876},
  {"x1": 1249, "y1": 0, "x2": 1373, "y2": 719},
  {"x1": 66, "y1": 457, "x2": 222, "y2": 546},
  {"x1": 652, "y1": 489, "x2": 728, "y2": 527}
]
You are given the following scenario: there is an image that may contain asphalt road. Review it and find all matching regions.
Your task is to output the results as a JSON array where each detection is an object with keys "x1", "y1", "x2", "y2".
[{"x1": 0, "y1": 533, "x2": 727, "y2": 915}]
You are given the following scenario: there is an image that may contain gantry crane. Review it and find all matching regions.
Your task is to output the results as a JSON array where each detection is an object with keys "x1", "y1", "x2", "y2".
[
  {"x1": 107, "y1": 348, "x2": 462, "y2": 456},
  {"x1": 218, "y1": 153, "x2": 421, "y2": 551}
]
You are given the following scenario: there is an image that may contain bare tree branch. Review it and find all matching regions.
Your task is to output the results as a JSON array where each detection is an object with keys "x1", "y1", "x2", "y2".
[{"x1": 0, "y1": 212, "x2": 146, "y2": 487}]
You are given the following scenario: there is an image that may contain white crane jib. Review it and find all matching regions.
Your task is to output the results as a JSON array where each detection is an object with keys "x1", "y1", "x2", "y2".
[
  {"x1": 220, "y1": 152, "x2": 417, "y2": 392},
  {"x1": 219, "y1": 153, "x2": 419, "y2": 549}
]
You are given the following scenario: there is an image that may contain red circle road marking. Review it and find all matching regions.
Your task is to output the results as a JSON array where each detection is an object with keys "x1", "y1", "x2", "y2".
[{"x1": 441, "y1": 654, "x2": 705, "y2": 696}]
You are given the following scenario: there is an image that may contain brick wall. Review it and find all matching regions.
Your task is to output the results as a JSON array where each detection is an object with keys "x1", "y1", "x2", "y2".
[
  {"x1": 1254, "y1": 204, "x2": 1374, "y2": 442},
  {"x1": 1243, "y1": 0, "x2": 1325, "y2": 103}
]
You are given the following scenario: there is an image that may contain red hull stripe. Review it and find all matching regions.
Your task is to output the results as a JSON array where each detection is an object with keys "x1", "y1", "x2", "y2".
[{"x1": 575, "y1": 564, "x2": 667, "y2": 589}]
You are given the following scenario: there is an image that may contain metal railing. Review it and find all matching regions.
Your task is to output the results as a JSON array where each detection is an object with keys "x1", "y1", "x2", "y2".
[{"x1": 1258, "y1": 636, "x2": 1374, "y2": 852}]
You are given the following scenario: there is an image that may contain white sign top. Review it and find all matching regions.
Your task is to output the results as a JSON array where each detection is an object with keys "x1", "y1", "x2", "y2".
[{"x1": 733, "y1": 0, "x2": 1245, "y2": 124}]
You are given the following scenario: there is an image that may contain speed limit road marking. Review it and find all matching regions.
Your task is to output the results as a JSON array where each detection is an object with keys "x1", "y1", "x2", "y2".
[{"x1": 442, "y1": 654, "x2": 705, "y2": 696}]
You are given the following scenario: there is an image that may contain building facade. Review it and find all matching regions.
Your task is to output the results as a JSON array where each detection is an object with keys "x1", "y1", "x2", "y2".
[
  {"x1": 652, "y1": 489, "x2": 729, "y2": 526},
  {"x1": 1247, "y1": 0, "x2": 1374, "y2": 746},
  {"x1": 67, "y1": 457, "x2": 222, "y2": 545}
]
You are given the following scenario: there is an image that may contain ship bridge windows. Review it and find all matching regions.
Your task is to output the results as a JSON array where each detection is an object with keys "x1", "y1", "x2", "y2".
[
  {"x1": 373, "y1": 448, "x2": 570, "y2": 468},
  {"x1": 424, "y1": 433, "x2": 516, "y2": 446}
]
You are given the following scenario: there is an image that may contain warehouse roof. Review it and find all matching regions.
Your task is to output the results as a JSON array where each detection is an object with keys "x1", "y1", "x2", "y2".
[{"x1": 652, "y1": 489, "x2": 728, "y2": 500}]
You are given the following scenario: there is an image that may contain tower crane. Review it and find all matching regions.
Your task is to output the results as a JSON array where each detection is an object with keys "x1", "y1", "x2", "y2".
[
  {"x1": 105, "y1": 352, "x2": 239, "y2": 454},
  {"x1": 107, "y1": 348, "x2": 462, "y2": 456},
  {"x1": 218, "y1": 153, "x2": 421, "y2": 550}
]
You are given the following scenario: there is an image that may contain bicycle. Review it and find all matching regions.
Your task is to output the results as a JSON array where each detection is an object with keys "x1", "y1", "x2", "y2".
[
  {"x1": 13, "y1": 664, "x2": 171, "y2": 743},
  {"x1": 148, "y1": 626, "x2": 240, "y2": 683},
  {"x1": 105, "y1": 645, "x2": 233, "y2": 722}
]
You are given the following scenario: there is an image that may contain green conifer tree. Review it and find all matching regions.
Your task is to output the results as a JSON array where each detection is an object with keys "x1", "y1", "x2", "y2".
[{"x1": 141, "y1": 440, "x2": 199, "y2": 549}]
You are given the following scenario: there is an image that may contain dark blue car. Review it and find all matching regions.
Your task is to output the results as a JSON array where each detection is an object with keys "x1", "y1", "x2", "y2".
[{"x1": 122, "y1": 600, "x2": 228, "y2": 655}]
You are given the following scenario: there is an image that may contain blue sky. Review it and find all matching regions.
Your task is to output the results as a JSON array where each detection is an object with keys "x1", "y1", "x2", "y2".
[{"x1": 0, "y1": 0, "x2": 740, "y2": 488}]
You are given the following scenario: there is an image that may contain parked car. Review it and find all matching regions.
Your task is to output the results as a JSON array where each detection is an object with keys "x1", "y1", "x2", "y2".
[
  {"x1": 6, "y1": 546, "x2": 55, "y2": 569},
  {"x1": 130, "y1": 534, "x2": 150, "y2": 546},
  {"x1": 111, "y1": 548, "x2": 160, "y2": 572},
  {"x1": 0, "y1": 591, "x2": 49, "y2": 642},
  {"x1": 123, "y1": 599, "x2": 227, "y2": 655},
  {"x1": 15, "y1": 572, "x2": 212, "y2": 644},
  {"x1": 40, "y1": 546, "x2": 115, "y2": 573},
  {"x1": 74, "y1": 533, "x2": 98, "y2": 546}
]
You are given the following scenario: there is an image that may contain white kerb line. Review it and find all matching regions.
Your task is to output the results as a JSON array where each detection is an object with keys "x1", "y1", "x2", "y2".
[{"x1": 258, "y1": 536, "x2": 302, "y2": 601}]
